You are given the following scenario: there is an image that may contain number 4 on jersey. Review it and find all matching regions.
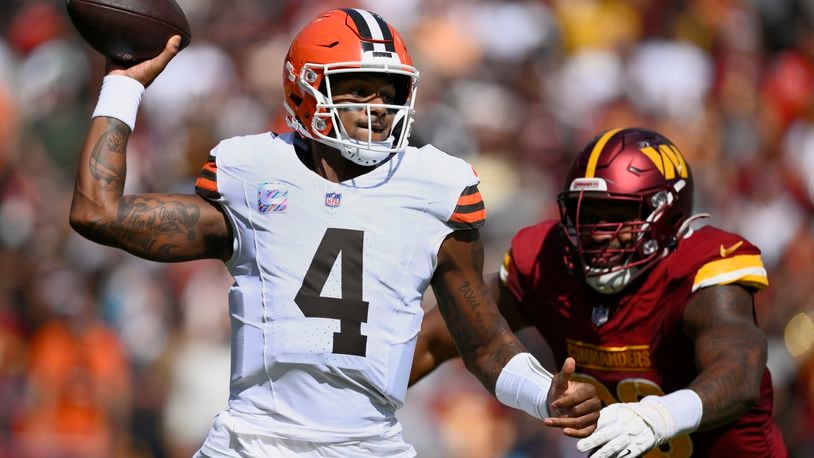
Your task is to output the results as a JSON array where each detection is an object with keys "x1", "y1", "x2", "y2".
[{"x1": 295, "y1": 228, "x2": 369, "y2": 356}]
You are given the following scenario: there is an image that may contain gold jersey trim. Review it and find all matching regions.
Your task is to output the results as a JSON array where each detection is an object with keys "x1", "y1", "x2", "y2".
[{"x1": 692, "y1": 254, "x2": 768, "y2": 292}]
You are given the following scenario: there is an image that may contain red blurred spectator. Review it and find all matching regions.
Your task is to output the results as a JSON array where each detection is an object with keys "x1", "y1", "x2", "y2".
[{"x1": 7, "y1": 2, "x2": 66, "y2": 55}]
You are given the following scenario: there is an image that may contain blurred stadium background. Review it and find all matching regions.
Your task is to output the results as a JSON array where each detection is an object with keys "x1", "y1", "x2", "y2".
[{"x1": 1, "y1": 0, "x2": 813, "y2": 456}]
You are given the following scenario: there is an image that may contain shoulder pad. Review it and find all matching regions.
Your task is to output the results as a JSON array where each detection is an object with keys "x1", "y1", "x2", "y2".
[{"x1": 666, "y1": 226, "x2": 768, "y2": 292}]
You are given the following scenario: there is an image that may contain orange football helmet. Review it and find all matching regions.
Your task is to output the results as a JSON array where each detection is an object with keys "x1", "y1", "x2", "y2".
[{"x1": 283, "y1": 9, "x2": 419, "y2": 165}]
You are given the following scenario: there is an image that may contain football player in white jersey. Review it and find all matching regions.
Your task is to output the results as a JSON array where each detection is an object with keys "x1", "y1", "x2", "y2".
[{"x1": 69, "y1": 8, "x2": 600, "y2": 457}]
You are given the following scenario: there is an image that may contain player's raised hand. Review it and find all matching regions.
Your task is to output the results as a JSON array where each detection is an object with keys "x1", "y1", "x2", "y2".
[
  {"x1": 106, "y1": 35, "x2": 182, "y2": 87},
  {"x1": 543, "y1": 357, "x2": 601, "y2": 438}
]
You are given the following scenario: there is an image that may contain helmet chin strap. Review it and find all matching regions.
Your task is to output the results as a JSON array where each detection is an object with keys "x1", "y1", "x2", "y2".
[
  {"x1": 333, "y1": 108, "x2": 402, "y2": 166},
  {"x1": 585, "y1": 266, "x2": 640, "y2": 294},
  {"x1": 340, "y1": 136, "x2": 395, "y2": 166}
]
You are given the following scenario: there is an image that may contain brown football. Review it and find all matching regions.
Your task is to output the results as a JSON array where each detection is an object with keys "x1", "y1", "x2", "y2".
[{"x1": 66, "y1": 0, "x2": 191, "y2": 64}]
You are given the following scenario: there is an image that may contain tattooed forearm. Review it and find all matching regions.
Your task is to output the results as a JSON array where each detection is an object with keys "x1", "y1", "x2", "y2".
[
  {"x1": 435, "y1": 277, "x2": 524, "y2": 392},
  {"x1": 435, "y1": 281, "x2": 477, "y2": 354},
  {"x1": 89, "y1": 118, "x2": 129, "y2": 188},
  {"x1": 86, "y1": 196, "x2": 203, "y2": 261},
  {"x1": 460, "y1": 280, "x2": 484, "y2": 319}
]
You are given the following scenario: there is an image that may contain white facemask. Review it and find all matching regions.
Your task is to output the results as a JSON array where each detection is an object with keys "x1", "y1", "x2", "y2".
[
  {"x1": 334, "y1": 113, "x2": 398, "y2": 166},
  {"x1": 584, "y1": 266, "x2": 640, "y2": 295}
]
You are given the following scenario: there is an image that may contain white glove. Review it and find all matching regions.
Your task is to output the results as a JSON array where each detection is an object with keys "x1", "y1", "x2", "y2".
[
  {"x1": 576, "y1": 403, "x2": 657, "y2": 458},
  {"x1": 577, "y1": 390, "x2": 702, "y2": 458}
]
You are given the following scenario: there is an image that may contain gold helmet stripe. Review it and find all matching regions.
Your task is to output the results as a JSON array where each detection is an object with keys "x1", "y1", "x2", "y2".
[{"x1": 585, "y1": 128, "x2": 624, "y2": 178}]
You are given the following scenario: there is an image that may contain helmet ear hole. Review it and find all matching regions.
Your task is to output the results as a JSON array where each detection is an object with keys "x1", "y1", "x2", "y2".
[{"x1": 289, "y1": 93, "x2": 303, "y2": 108}]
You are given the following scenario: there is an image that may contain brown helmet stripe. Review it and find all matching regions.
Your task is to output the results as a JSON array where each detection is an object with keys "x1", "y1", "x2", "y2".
[
  {"x1": 342, "y1": 8, "x2": 375, "y2": 52},
  {"x1": 342, "y1": 9, "x2": 397, "y2": 53},
  {"x1": 369, "y1": 11, "x2": 396, "y2": 52}
]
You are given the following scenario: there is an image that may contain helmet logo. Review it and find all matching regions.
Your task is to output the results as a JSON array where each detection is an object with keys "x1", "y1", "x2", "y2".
[{"x1": 639, "y1": 144, "x2": 688, "y2": 179}]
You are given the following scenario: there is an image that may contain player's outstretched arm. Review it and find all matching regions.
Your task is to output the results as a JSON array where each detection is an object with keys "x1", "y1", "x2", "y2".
[
  {"x1": 683, "y1": 284, "x2": 767, "y2": 428},
  {"x1": 430, "y1": 231, "x2": 599, "y2": 437},
  {"x1": 411, "y1": 272, "x2": 531, "y2": 385},
  {"x1": 430, "y1": 230, "x2": 527, "y2": 391},
  {"x1": 577, "y1": 284, "x2": 765, "y2": 458},
  {"x1": 70, "y1": 37, "x2": 232, "y2": 262}
]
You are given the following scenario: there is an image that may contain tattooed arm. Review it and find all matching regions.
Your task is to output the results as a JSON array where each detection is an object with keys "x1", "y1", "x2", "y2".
[
  {"x1": 430, "y1": 230, "x2": 525, "y2": 391},
  {"x1": 683, "y1": 284, "x2": 767, "y2": 430},
  {"x1": 430, "y1": 231, "x2": 600, "y2": 436},
  {"x1": 411, "y1": 272, "x2": 531, "y2": 385},
  {"x1": 69, "y1": 37, "x2": 232, "y2": 262}
]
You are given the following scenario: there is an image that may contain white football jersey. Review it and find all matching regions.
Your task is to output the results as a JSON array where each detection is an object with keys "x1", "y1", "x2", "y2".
[{"x1": 195, "y1": 132, "x2": 485, "y2": 442}]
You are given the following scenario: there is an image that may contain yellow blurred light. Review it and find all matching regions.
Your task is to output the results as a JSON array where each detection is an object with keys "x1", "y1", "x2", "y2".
[{"x1": 784, "y1": 312, "x2": 814, "y2": 357}]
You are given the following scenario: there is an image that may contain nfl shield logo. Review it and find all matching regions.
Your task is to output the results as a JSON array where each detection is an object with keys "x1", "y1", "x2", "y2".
[
  {"x1": 592, "y1": 305, "x2": 609, "y2": 326},
  {"x1": 325, "y1": 192, "x2": 342, "y2": 208}
]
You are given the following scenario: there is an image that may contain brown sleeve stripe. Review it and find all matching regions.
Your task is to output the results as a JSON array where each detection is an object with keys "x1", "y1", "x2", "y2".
[
  {"x1": 452, "y1": 195, "x2": 485, "y2": 215},
  {"x1": 448, "y1": 217, "x2": 485, "y2": 230},
  {"x1": 454, "y1": 184, "x2": 484, "y2": 212},
  {"x1": 450, "y1": 208, "x2": 486, "y2": 224},
  {"x1": 200, "y1": 167, "x2": 216, "y2": 181},
  {"x1": 460, "y1": 184, "x2": 480, "y2": 196},
  {"x1": 447, "y1": 183, "x2": 486, "y2": 229},
  {"x1": 452, "y1": 201, "x2": 485, "y2": 218},
  {"x1": 195, "y1": 179, "x2": 220, "y2": 200},
  {"x1": 195, "y1": 157, "x2": 220, "y2": 199},
  {"x1": 449, "y1": 221, "x2": 484, "y2": 230},
  {"x1": 456, "y1": 191, "x2": 483, "y2": 206},
  {"x1": 196, "y1": 176, "x2": 217, "y2": 192}
]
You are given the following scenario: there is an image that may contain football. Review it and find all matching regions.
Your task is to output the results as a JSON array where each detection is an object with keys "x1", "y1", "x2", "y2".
[{"x1": 66, "y1": 0, "x2": 191, "y2": 64}]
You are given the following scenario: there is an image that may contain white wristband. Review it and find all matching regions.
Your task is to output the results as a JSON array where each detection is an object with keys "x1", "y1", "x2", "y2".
[
  {"x1": 92, "y1": 75, "x2": 145, "y2": 132},
  {"x1": 495, "y1": 352, "x2": 553, "y2": 420},
  {"x1": 641, "y1": 389, "x2": 703, "y2": 441}
]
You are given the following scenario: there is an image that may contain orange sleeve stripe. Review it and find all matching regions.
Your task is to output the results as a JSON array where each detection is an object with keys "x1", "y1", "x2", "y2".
[
  {"x1": 450, "y1": 209, "x2": 487, "y2": 223},
  {"x1": 456, "y1": 192, "x2": 483, "y2": 206},
  {"x1": 195, "y1": 176, "x2": 218, "y2": 192},
  {"x1": 202, "y1": 162, "x2": 217, "y2": 173}
]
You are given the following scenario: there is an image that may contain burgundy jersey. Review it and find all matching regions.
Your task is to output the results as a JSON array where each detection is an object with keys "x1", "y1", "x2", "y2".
[{"x1": 502, "y1": 221, "x2": 787, "y2": 458}]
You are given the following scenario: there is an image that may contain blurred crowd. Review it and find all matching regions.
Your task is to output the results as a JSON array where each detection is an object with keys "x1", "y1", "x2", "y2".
[{"x1": 1, "y1": 0, "x2": 814, "y2": 456}]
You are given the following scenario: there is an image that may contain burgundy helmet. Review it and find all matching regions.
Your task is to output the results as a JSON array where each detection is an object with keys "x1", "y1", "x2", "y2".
[{"x1": 557, "y1": 127, "x2": 694, "y2": 294}]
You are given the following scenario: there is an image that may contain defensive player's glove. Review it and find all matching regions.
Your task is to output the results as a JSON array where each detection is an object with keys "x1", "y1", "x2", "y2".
[
  {"x1": 576, "y1": 390, "x2": 703, "y2": 458},
  {"x1": 575, "y1": 403, "x2": 657, "y2": 458}
]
